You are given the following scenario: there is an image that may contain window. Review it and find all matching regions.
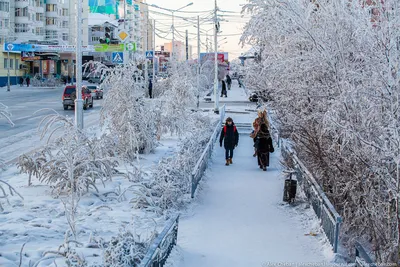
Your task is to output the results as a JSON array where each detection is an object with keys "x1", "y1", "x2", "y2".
[
  {"x1": 15, "y1": 23, "x2": 29, "y2": 33},
  {"x1": 36, "y1": 13, "x2": 44, "y2": 21},
  {"x1": 4, "y1": 19, "x2": 9, "y2": 27},
  {"x1": 45, "y1": 30, "x2": 57, "y2": 39},
  {"x1": 0, "y1": 1, "x2": 9, "y2": 12},
  {"x1": 62, "y1": 33, "x2": 68, "y2": 41},
  {"x1": 62, "y1": 21, "x2": 68, "y2": 28},
  {"x1": 36, "y1": 27, "x2": 44, "y2": 35},
  {"x1": 15, "y1": 7, "x2": 28, "y2": 17},
  {"x1": 15, "y1": 59, "x2": 19, "y2": 70},
  {"x1": 62, "y1": 8, "x2": 68, "y2": 16},
  {"x1": 3, "y1": 58, "x2": 7, "y2": 69},
  {"x1": 46, "y1": 17, "x2": 56, "y2": 25},
  {"x1": 46, "y1": 4, "x2": 56, "y2": 12},
  {"x1": 9, "y1": 59, "x2": 13, "y2": 69}
]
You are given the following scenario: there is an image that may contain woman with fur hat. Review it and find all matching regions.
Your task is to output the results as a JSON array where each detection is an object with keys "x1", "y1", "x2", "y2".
[
  {"x1": 256, "y1": 123, "x2": 274, "y2": 171},
  {"x1": 219, "y1": 117, "x2": 239, "y2": 166},
  {"x1": 250, "y1": 109, "x2": 270, "y2": 156}
]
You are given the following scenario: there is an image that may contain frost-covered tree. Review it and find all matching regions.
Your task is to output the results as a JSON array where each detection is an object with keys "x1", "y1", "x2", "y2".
[
  {"x1": 241, "y1": 0, "x2": 400, "y2": 262},
  {"x1": 0, "y1": 102, "x2": 14, "y2": 127},
  {"x1": 98, "y1": 62, "x2": 158, "y2": 160}
]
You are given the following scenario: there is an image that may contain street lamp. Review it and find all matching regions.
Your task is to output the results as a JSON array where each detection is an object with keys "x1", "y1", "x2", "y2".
[
  {"x1": 75, "y1": 0, "x2": 83, "y2": 130},
  {"x1": 6, "y1": 43, "x2": 13, "y2": 92},
  {"x1": 142, "y1": 2, "x2": 193, "y2": 61}
]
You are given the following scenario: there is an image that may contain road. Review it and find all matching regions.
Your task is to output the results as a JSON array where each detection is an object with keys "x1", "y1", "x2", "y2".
[{"x1": 0, "y1": 85, "x2": 102, "y2": 162}]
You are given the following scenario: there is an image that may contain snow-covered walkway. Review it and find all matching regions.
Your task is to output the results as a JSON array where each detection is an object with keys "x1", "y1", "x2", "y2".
[
  {"x1": 174, "y1": 137, "x2": 333, "y2": 266},
  {"x1": 172, "y1": 91, "x2": 334, "y2": 266}
]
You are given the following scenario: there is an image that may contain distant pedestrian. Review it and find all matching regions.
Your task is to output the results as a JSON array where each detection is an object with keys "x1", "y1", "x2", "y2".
[
  {"x1": 148, "y1": 79, "x2": 153, "y2": 99},
  {"x1": 256, "y1": 123, "x2": 274, "y2": 171},
  {"x1": 220, "y1": 80, "x2": 227, "y2": 98},
  {"x1": 68, "y1": 76, "x2": 71, "y2": 84},
  {"x1": 219, "y1": 117, "x2": 239, "y2": 166},
  {"x1": 19, "y1": 77, "x2": 24, "y2": 87},
  {"x1": 226, "y1": 74, "x2": 232, "y2": 90},
  {"x1": 26, "y1": 76, "x2": 30, "y2": 87}
]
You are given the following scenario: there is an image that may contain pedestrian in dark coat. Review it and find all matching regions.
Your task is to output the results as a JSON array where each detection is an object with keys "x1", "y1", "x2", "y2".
[
  {"x1": 19, "y1": 77, "x2": 24, "y2": 86},
  {"x1": 256, "y1": 123, "x2": 274, "y2": 171},
  {"x1": 148, "y1": 79, "x2": 153, "y2": 98},
  {"x1": 219, "y1": 117, "x2": 239, "y2": 166},
  {"x1": 26, "y1": 76, "x2": 30, "y2": 87},
  {"x1": 226, "y1": 74, "x2": 232, "y2": 90},
  {"x1": 220, "y1": 80, "x2": 227, "y2": 98}
]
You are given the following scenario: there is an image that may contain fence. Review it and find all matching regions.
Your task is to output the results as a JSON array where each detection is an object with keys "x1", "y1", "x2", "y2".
[
  {"x1": 191, "y1": 104, "x2": 226, "y2": 198},
  {"x1": 355, "y1": 241, "x2": 376, "y2": 267},
  {"x1": 281, "y1": 142, "x2": 342, "y2": 253},
  {"x1": 139, "y1": 215, "x2": 180, "y2": 267}
]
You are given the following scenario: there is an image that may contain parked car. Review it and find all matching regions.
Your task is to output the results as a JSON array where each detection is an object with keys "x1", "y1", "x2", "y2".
[
  {"x1": 86, "y1": 85, "x2": 103, "y2": 99},
  {"x1": 62, "y1": 85, "x2": 93, "y2": 110},
  {"x1": 88, "y1": 76, "x2": 101, "y2": 83}
]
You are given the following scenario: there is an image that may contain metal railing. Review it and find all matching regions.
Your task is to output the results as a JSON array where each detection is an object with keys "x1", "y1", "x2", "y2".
[
  {"x1": 355, "y1": 241, "x2": 376, "y2": 267},
  {"x1": 191, "y1": 104, "x2": 226, "y2": 198},
  {"x1": 281, "y1": 142, "x2": 342, "y2": 253},
  {"x1": 139, "y1": 215, "x2": 180, "y2": 267}
]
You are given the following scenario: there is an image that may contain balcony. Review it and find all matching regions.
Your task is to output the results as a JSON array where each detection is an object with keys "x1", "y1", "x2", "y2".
[
  {"x1": 45, "y1": 24, "x2": 58, "y2": 30},
  {"x1": 45, "y1": 11, "x2": 58, "y2": 17},
  {"x1": 35, "y1": 6, "x2": 45, "y2": 13},
  {"x1": 15, "y1": 16, "x2": 30, "y2": 24},
  {"x1": 44, "y1": 0, "x2": 58, "y2": 4}
]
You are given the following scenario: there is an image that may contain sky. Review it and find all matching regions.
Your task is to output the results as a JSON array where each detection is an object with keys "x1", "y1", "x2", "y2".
[{"x1": 145, "y1": 0, "x2": 252, "y2": 60}]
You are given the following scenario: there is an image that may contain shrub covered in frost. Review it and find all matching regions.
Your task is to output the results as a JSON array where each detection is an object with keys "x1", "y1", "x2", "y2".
[
  {"x1": 103, "y1": 229, "x2": 151, "y2": 267},
  {"x1": 131, "y1": 114, "x2": 214, "y2": 212}
]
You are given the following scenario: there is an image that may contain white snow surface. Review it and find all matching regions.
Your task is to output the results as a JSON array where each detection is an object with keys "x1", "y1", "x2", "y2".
[{"x1": 170, "y1": 136, "x2": 334, "y2": 267}]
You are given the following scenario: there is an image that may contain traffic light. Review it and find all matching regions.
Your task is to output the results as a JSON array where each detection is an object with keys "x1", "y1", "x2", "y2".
[{"x1": 105, "y1": 26, "x2": 111, "y2": 44}]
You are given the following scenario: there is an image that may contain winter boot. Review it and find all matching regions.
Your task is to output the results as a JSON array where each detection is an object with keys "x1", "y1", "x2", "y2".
[
  {"x1": 263, "y1": 167, "x2": 267, "y2": 171},
  {"x1": 225, "y1": 159, "x2": 230, "y2": 166},
  {"x1": 229, "y1": 158, "x2": 233, "y2": 164}
]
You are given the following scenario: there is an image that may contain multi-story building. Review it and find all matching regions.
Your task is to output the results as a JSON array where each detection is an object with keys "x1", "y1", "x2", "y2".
[{"x1": 163, "y1": 40, "x2": 192, "y2": 62}]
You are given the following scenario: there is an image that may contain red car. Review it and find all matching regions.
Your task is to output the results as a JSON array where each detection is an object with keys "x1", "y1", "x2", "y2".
[{"x1": 62, "y1": 85, "x2": 94, "y2": 110}]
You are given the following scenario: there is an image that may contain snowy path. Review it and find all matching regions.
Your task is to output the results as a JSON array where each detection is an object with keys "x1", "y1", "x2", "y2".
[{"x1": 174, "y1": 135, "x2": 333, "y2": 267}]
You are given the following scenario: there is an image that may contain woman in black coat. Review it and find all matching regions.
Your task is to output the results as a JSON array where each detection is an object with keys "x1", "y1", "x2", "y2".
[
  {"x1": 256, "y1": 123, "x2": 274, "y2": 171},
  {"x1": 219, "y1": 117, "x2": 239, "y2": 166}
]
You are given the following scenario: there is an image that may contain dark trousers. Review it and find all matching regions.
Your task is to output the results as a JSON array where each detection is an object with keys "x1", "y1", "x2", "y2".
[{"x1": 225, "y1": 148, "x2": 234, "y2": 159}]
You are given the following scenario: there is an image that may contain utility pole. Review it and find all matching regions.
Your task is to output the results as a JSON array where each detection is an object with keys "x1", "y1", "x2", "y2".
[
  {"x1": 123, "y1": 0, "x2": 128, "y2": 64},
  {"x1": 144, "y1": 10, "x2": 148, "y2": 92},
  {"x1": 75, "y1": 0, "x2": 83, "y2": 130},
  {"x1": 197, "y1": 15, "x2": 200, "y2": 109},
  {"x1": 172, "y1": 12, "x2": 175, "y2": 61},
  {"x1": 213, "y1": 0, "x2": 219, "y2": 114},
  {"x1": 152, "y1": 19, "x2": 156, "y2": 86},
  {"x1": 7, "y1": 48, "x2": 10, "y2": 92},
  {"x1": 186, "y1": 29, "x2": 189, "y2": 61}
]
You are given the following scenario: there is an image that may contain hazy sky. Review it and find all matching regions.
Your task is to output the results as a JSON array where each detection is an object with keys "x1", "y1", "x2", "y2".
[{"x1": 145, "y1": 0, "x2": 251, "y2": 59}]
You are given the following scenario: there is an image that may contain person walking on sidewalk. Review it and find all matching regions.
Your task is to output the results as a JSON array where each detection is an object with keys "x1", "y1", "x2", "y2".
[
  {"x1": 26, "y1": 76, "x2": 30, "y2": 87},
  {"x1": 226, "y1": 74, "x2": 232, "y2": 90},
  {"x1": 220, "y1": 80, "x2": 228, "y2": 98},
  {"x1": 219, "y1": 117, "x2": 239, "y2": 166},
  {"x1": 256, "y1": 123, "x2": 274, "y2": 171},
  {"x1": 19, "y1": 77, "x2": 24, "y2": 87}
]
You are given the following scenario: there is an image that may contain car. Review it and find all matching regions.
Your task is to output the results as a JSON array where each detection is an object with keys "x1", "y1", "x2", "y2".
[
  {"x1": 62, "y1": 85, "x2": 94, "y2": 110},
  {"x1": 88, "y1": 76, "x2": 101, "y2": 83},
  {"x1": 86, "y1": 85, "x2": 103, "y2": 99}
]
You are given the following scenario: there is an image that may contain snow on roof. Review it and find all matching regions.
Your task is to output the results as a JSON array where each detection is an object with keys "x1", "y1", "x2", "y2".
[{"x1": 88, "y1": 13, "x2": 118, "y2": 27}]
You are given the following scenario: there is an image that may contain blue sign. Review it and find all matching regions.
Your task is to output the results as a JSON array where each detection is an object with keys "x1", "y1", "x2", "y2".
[
  {"x1": 146, "y1": 50, "x2": 154, "y2": 59},
  {"x1": 112, "y1": 52, "x2": 124, "y2": 64},
  {"x1": 3, "y1": 43, "x2": 38, "y2": 52}
]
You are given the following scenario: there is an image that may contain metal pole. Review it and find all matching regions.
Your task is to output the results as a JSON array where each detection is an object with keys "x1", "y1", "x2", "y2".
[
  {"x1": 197, "y1": 15, "x2": 200, "y2": 109},
  {"x1": 123, "y1": 0, "x2": 128, "y2": 65},
  {"x1": 186, "y1": 29, "x2": 189, "y2": 61},
  {"x1": 144, "y1": 10, "x2": 148, "y2": 91},
  {"x1": 213, "y1": 0, "x2": 219, "y2": 114},
  {"x1": 7, "y1": 50, "x2": 10, "y2": 91},
  {"x1": 75, "y1": 0, "x2": 83, "y2": 130},
  {"x1": 152, "y1": 19, "x2": 156, "y2": 86},
  {"x1": 172, "y1": 12, "x2": 175, "y2": 61}
]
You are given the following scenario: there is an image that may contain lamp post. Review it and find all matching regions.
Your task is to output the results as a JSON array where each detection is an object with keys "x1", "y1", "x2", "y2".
[
  {"x1": 75, "y1": 0, "x2": 83, "y2": 130},
  {"x1": 7, "y1": 43, "x2": 13, "y2": 92},
  {"x1": 213, "y1": 0, "x2": 219, "y2": 114}
]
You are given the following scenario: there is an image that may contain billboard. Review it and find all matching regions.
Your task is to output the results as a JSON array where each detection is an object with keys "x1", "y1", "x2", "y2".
[{"x1": 200, "y1": 52, "x2": 229, "y2": 64}]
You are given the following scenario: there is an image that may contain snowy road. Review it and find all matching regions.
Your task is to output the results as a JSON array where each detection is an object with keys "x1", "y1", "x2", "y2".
[
  {"x1": 0, "y1": 86, "x2": 102, "y2": 162},
  {"x1": 173, "y1": 134, "x2": 334, "y2": 266}
]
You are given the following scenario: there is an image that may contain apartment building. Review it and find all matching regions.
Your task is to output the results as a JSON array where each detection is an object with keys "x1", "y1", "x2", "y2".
[
  {"x1": 0, "y1": 0, "x2": 89, "y2": 86},
  {"x1": 163, "y1": 40, "x2": 193, "y2": 62}
]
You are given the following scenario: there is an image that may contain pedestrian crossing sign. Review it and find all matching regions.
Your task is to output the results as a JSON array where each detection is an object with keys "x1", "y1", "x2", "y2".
[
  {"x1": 112, "y1": 52, "x2": 123, "y2": 64},
  {"x1": 146, "y1": 50, "x2": 154, "y2": 59}
]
